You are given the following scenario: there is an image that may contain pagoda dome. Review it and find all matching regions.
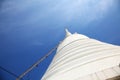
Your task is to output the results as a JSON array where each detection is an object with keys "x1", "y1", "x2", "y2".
[{"x1": 41, "y1": 29, "x2": 120, "y2": 80}]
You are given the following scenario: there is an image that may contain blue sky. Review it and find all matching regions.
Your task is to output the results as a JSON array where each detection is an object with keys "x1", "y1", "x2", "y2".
[{"x1": 0, "y1": 0, "x2": 120, "y2": 80}]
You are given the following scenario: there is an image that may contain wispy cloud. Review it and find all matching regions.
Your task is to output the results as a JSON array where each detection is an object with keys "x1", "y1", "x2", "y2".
[
  {"x1": 0, "y1": 0, "x2": 117, "y2": 26},
  {"x1": 27, "y1": 0, "x2": 117, "y2": 25},
  {"x1": 51, "y1": 0, "x2": 116, "y2": 24},
  {"x1": 31, "y1": 40, "x2": 44, "y2": 46}
]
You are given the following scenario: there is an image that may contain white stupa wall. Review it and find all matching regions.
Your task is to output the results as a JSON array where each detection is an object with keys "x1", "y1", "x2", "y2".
[{"x1": 41, "y1": 29, "x2": 120, "y2": 80}]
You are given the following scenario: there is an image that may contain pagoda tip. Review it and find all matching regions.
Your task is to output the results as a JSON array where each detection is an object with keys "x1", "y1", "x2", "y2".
[{"x1": 65, "y1": 29, "x2": 72, "y2": 37}]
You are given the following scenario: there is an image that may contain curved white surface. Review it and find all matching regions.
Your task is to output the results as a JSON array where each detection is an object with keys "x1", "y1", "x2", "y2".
[{"x1": 41, "y1": 31, "x2": 120, "y2": 80}]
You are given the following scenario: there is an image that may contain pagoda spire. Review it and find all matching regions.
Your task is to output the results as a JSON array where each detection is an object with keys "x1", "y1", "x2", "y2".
[{"x1": 65, "y1": 29, "x2": 72, "y2": 37}]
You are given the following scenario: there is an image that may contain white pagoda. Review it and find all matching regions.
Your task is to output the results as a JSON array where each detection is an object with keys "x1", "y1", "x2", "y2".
[{"x1": 42, "y1": 29, "x2": 120, "y2": 80}]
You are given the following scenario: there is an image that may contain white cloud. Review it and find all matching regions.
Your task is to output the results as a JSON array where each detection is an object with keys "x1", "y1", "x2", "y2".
[
  {"x1": 31, "y1": 40, "x2": 43, "y2": 46},
  {"x1": 26, "y1": 0, "x2": 117, "y2": 25},
  {"x1": 0, "y1": 0, "x2": 117, "y2": 25},
  {"x1": 53, "y1": 0, "x2": 116, "y2": 24}
]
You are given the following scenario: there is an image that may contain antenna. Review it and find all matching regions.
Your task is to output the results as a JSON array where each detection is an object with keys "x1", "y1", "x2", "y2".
[{"x1": 16, "y1": 29, "x2": 68, "y2": 80}]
